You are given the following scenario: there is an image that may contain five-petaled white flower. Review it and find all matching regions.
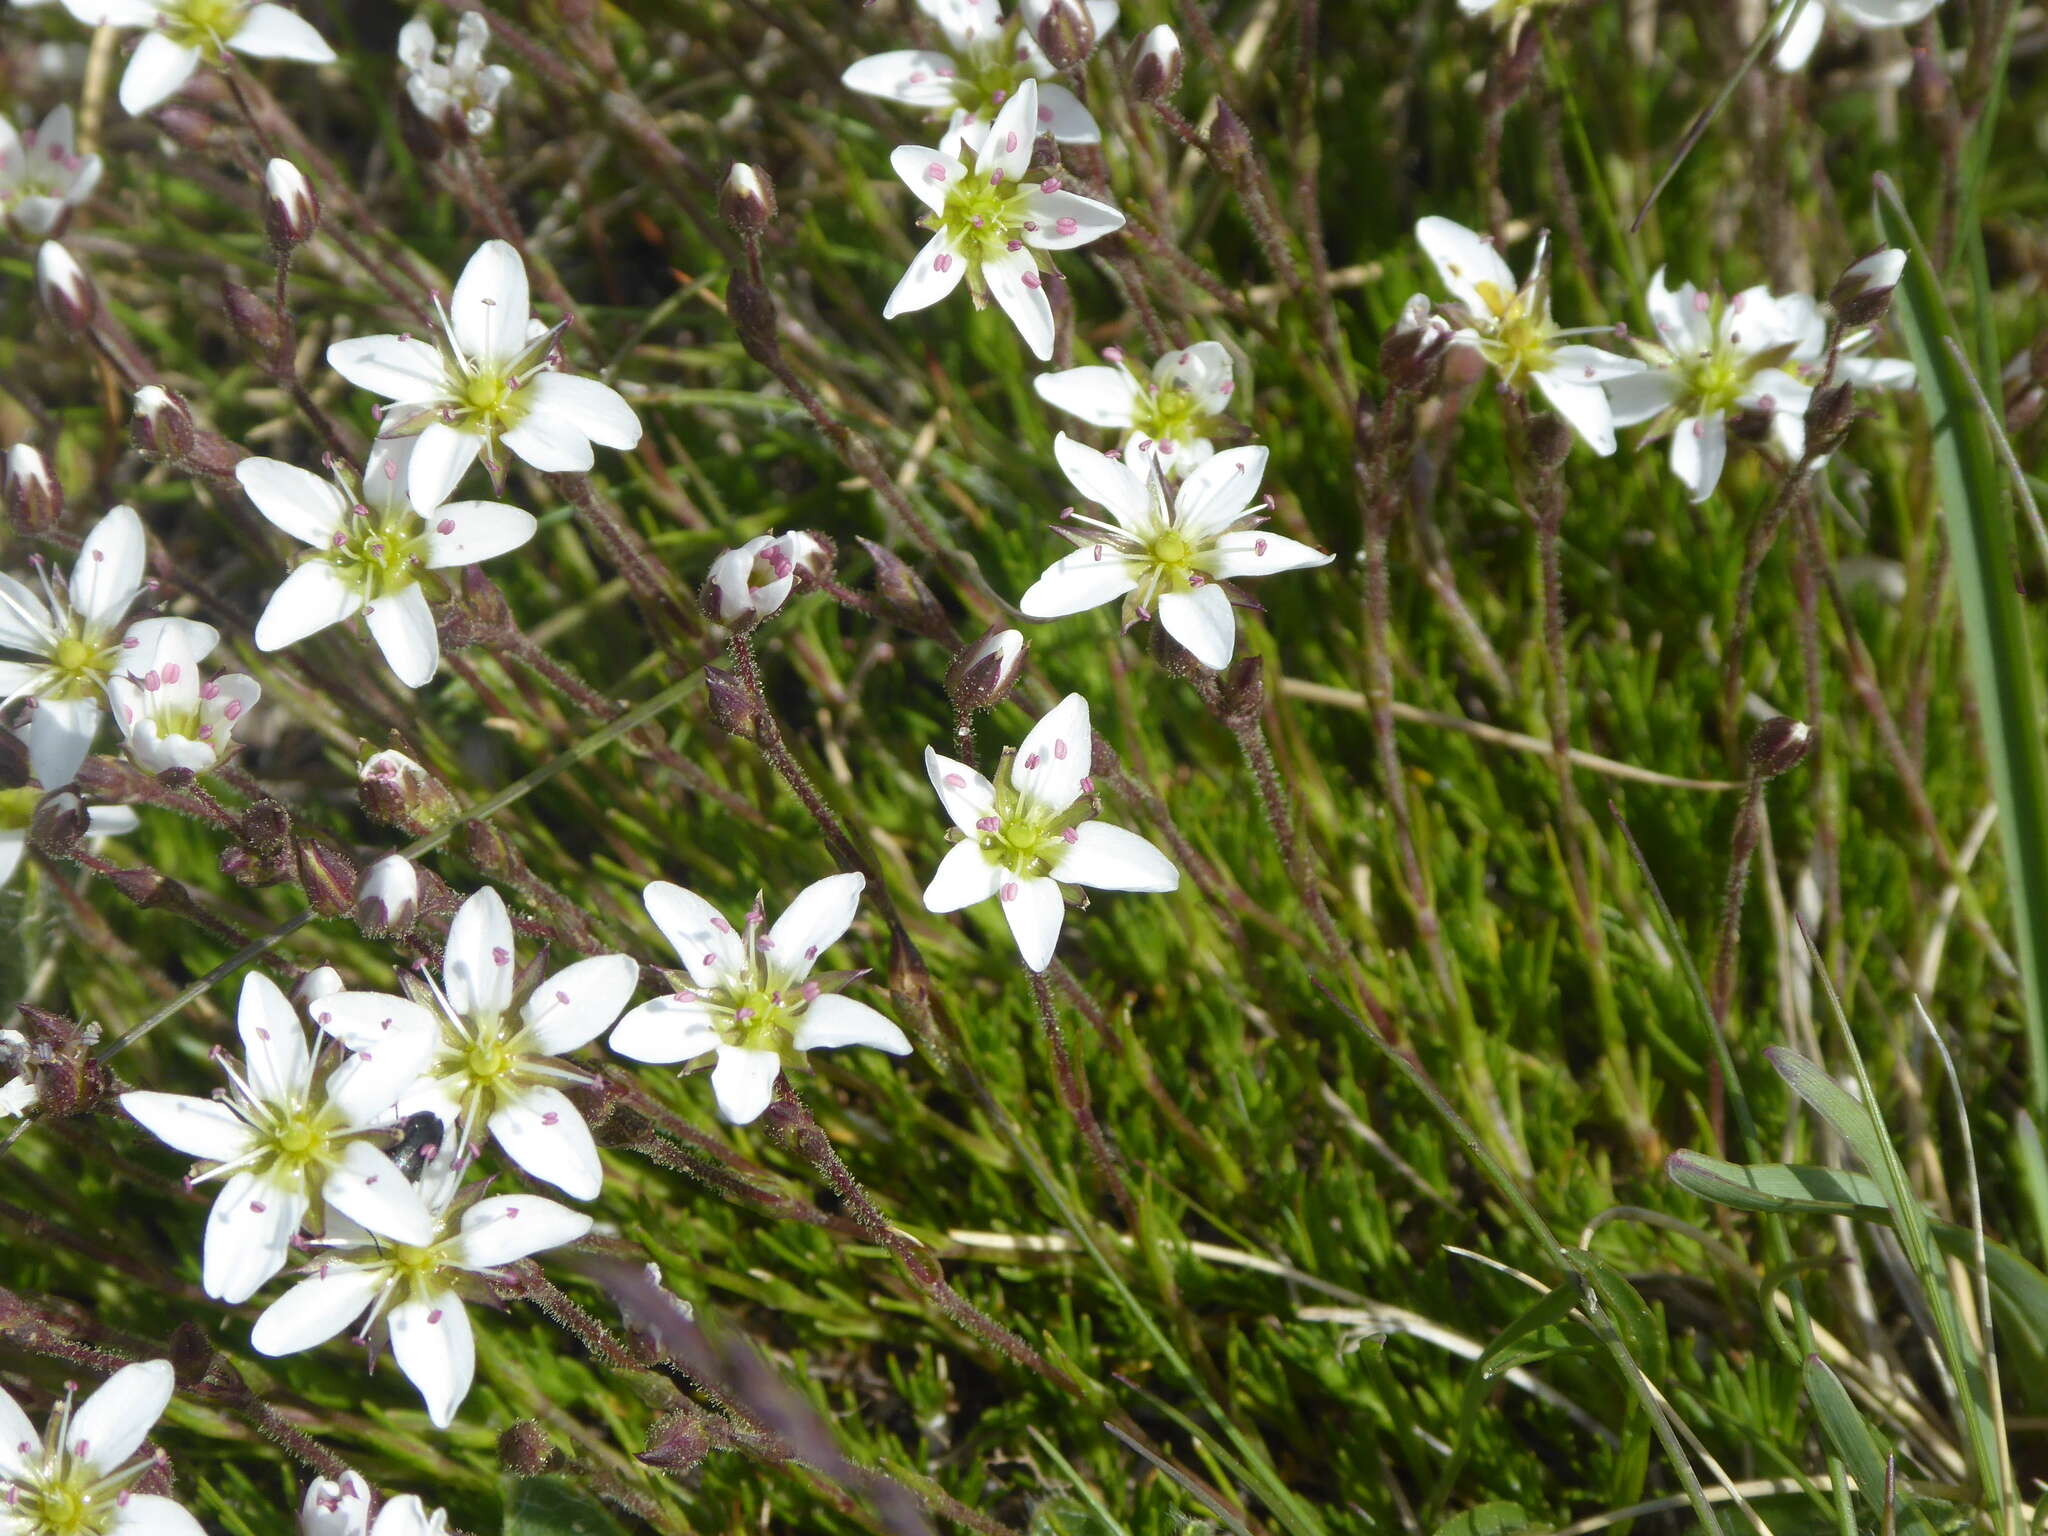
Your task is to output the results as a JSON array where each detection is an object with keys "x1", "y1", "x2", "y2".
[
  {"x1": 922, "y1": 693, "x2": 1178, "y2": 972},
  {"x1": 301, "y1": 1470, "x2": 447, "y2": 1536},
  {"x1": 236, "y1": 436, "x2": 536, "y2": 689},
  {"x1": 0, "y1": 106, "x2": 102, "y2": 238},
  {"x1": 0, "y1": 1360, "x2": 203, "y2": 1536},
  {"x1": 1020, "y1": 434, "x2": 1330, "y2": 670},
  {"x1": 0, "y1": 504, "x2": 221, "y2": 788},
  {"x1": 107, "y1": 618, "x2": 260, "y2": 775},
  {"x1": 59, "y1": 0, "x2": 336, "y2": 117},
  {"x1": 120, "y1": 972, "x2": 434, "y2": 1304},
  {"x1": 1034, "y1": 342, "x2": 1236, "y2": 477},
  {"x1": 1414, "y1": 216, "x2": 1644, "y2": 455},
  {"x1": 1772, "y1": 0, "x2": 1944, "y2": 71},
  {"x1": 397, "y1": 11, "x2": 512, "y2": 136},
  {"x1": 843, "y1": 0, "x2": 1116, "y2": 155},
  {"x1": 609, "y1": 872, "x2": 911, "y2": 1126},
  {"x1": 326, "y1": 239, "x2": 642, "y2": 510},
  {"x1": 0, "y1": 791, "x2": 136, "y2": 901},
  {"x1": 884, "y1": 78, "x2": 1125, "y2": 362},
  {"x1": 314, "y1": 886, "x2": 637, "y2": 1200},
  {"x1": 251, "y1": 1159, "x2": 592, "y2": 1429}
]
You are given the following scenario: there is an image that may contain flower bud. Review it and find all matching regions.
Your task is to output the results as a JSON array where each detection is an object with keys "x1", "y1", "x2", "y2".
[
  {"x1": 639, "y1": 1409, "x2": 711, "y2": 1474},
  {"x1": 1747, "y1": 716, "x2": 1814, "y2": 779},
  {"x1": 263, "y1": 157, "x2": 319, "y2": 249},
  {"x1": 1828, "y1": 247, "x2": 1906, "y2": 330},
  {"x1": 36, "y1": 241, "x2": 96, "y2": 331},
  {"x1": 856, "y1": 536, "x2": 950, "y2": 639},
  {"x1": 132, "y1": 385, "x2": 197, "y2": 464},
  {"x1": 499, "y1": 1420, "x2": 559, "y2": 1477},
  {"x1": 1381, "y1": 292, "x2": 1455, "y2": 394},
  {"x1": 5, "y1": 444, "x2": 62, "y2": 533},
  {"x1": 1129, "y1": 24, "x2": 1183, "y2": 101},
  {"x1": 1526, "y1": 410, "x2": 1573, "y2": 472},
  {"x1": 719, "y1": 163, "x2": 776, "y2": 238},
  {"x1": 358, "y1": 748, "x2": 459, "y2": 836},
  {"x1": 1803, "y1": 380, "x2": 1858, "y2": 461},
  {"x1": 702, "y1": 665, "x2": 764, "y2": 742},
  {"x1": 945, "y1": 628, "x2": 1027, "y2": 712},
  {"x1": 1208, "y1": 100, "x2": 1252, "y2": 173},
  {"x1": 29, "y1": 789, "x2": 90, "y2": 852},
  {"x1": 703, "y1": 532, "x2": 828, "y2": 628},
  {"x1": 237, "y1": 796, "x2": 292, "y2": 856},
  {"x1": 355, "y1": 853, "x2": 420, "y2": 937},
  {"x1": 294, "y1": 965, "x2": 344, "y2": 1009},
  {"x1": 1023, "y1": 0, "x2": 1095, "y2": 68},
  {"x1": 296, "y1": 836, "x2": 358, "y2": 918},
  {"x1": 222, "y1": 281, "x2": 288, "y2": 363}
]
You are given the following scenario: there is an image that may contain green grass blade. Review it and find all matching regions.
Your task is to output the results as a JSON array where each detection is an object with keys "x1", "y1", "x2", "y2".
[{"x1": 1802, "y1": 1356, "x2": 1938, "y2": 1536}]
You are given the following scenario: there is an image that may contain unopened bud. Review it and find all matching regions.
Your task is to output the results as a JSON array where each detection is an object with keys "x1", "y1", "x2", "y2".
[
  {"x1": 719, "y1": 163, "x2": 776, "y2": 238},
  {"x1": 1381, "y1": 292, "x2": 1455, "y2": 394},
  {"x1": 499, "y1": 1420, "x2": 559, "y2": 1477},
  {"x1": 5, "y1": 444, "x2": 62, "y2": 533},
  {"x1": 1803, "y1": 380, "x2": 1857, "y2": 460},
  {"x1": 222, "y1": 281, "x2": 288, "y2": 363},
  {"x1": 297, "y1": 836, "x2": 358, "y2": 918},
  {"x1": 702, "y1": 665, "x2": 763, "y2": 742},
  {"x1": 1023, "y1": 0, "x2": 1095, "y2": 68},
  {"x1": 1208, "y1": 100, "x2": 1252, "y2": 173},
  {"x1": 703, "y1": 532, "x2": 828, "y2": 628},
  {"x1": 355, "y1": 853, "x2": 420, "y2": 937},
  {"x1": 294, "y1": 965, "x2": 344, "y2": 1009},
  {"x1": 639, "y1": 1409, "x2": 711, "y2": 1474},
  {"x1": 856, "y1": 536, "x2": 950, "y2": 638},
  {"x1": 262, "y1": 158, "x2": 319, "y2": 248},
  {"x1": 132, "y1": 385, "x2": 197, "y2": 463},
  {"x1": 1828, "y1": 246, "x2": 1906, "y2": 329},
  {"x1": 358, "y1": 748, "x2": 458, "y2": 836},
  {"x1": 1129, "y1": 24, "x2": 1183, "y2": 102},
  {"x1": 36, "y1": 241, "x2": 96, "y2": 331},
  {"x1": 945, "y1": 628, "x2": 1027, "y2": 712},
  {"x1": 29, "y1": 789, "x2": 90, "y2": 852},
  {"x1": 1747, "y1": 716, "x2": 1814, "y2": 779},
  {"x1": 1526, "y1": 411, "x2": 1573, "y2": 471}
]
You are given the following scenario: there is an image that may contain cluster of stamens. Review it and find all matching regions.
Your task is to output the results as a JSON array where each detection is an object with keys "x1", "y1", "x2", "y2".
[{"x1": 2, "y1": 1387, "x2": 161, "y2": 1536}]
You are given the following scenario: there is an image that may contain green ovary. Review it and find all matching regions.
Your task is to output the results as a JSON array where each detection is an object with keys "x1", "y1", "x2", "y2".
[
  {"x1": 936, "y1": 172, "x2": 1027, "y2": 264},
  {"x1": 978, "y1": 807, "x2": 1066, "y2": 881},
  {"x1": 327, "y1": 508, "x2": 429, "y2": 601},
  {"x1": 43, "y1": 631, "x2": 117, "y2": 699},
  {"x1": 1129, "y1": 386, "x2": 1208, "y2": 448},
  {"x1": 162, "y1": 0, "x2": 250, "y2": 49},
  {"x1": 1681, "y1": 352, "x2": 1757, "y2": 417},
  {"x1": 259, "y1": 1101, "x2": 344, "y2": 1180}
]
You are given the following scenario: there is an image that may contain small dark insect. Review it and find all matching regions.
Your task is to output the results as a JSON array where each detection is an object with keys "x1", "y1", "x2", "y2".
[{"x1": 391, "y1": 1111, "x2": 446, "y2": 1179}]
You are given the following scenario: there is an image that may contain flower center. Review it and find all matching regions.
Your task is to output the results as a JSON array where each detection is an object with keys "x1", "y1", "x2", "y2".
[
  {"x1": 464, "y1": 1031, "x2": 515, "y2": 1084},
  {"x1": 1129, "y1": 385, "x2": 1207, "y2": 449},
  {"x1": 385, "y1": 1242, "x2": 443, "y2": 1291},
  {"x1": 1682, "y1": 349, "x2": 1759, "y2": 417},
  {"x1": 326, "y1": 504, "x2": 429, "y2": 600},
  {"x1": 161, "y1": 0, "x2": 248, "y2": 49},
  {"x1": 978, "y1": 804, "x2": 1067, "y2": 879},
  {"x1": 253, "y1": 1098, "x2": 342, "y2": 1180},
  {"x1": 932, "y1": 169, "x2": 1030, "y2": 264},
  {"x1": 42, "y1": 631, "x2": 117, "y2": 701}
]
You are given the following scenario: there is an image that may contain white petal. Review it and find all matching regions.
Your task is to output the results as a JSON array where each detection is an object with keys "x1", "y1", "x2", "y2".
[
  {"x1": 521, "y1": 953, "x2": 639, "y2": 1053},
  {"x1": 0, "y1": 1384, "x2": 34, "y2": 1479},
  {"x1": 1670, "y1": 413, "x2": 1728, "y2": 503},
  {"x1": 1034, "y1": 82, "x2": 1100, "y2": 143},
  {"x1": 326, "y1": 334, "x2": 447, "y2": 403},
  {"x1": 1013, "y1": 692, "x2": 1091, "y2": 817},
  {"x1": 119, "y1": 34, "x2": 201, "y2": 115},
  {"x1": 1172, "y1": 444, "x2": 1266, "y2": 538},
  {"x1": 72, "y1": 505, "x2": 146, "y2": 634},
  {"x1": 882, "y1": 230, "x2": 968, "y2": 319},
  {"x1": 709, "y1": 1046, "x2": 781, "y2": 1125},
  {"x1": 842, "y1": 50, "x2": 963, "y2": 108},
  {"x1": 121, "y1": 1092, "x2": 255, "y2": 1162},
  {"x1": 498, "y1": 409, "x2": 597, "y2": 475},
  {"x1": 389, "y1": 1290, "x2": 474, "y2": 1429},
  {"x1": 1206, "y1": 530, "x2": 1333, "y2": 580},
  {"x1": 228, "y1": 4, "x2": 336, "y2": 60},
  {"x1": 982, "y1": 242, "x2": 1054, "y2": 361},
  {"x1": 1645, "y1": 267, "x2": 1711, "y2": 354},
  {"x1": 0, "y1": 572, "x2": 54, "y2": 652},
  {"x1": 364, "y1": 581, "x2": 438, "y2": 689},
  {"x1": 1157, "y1": 584, "x2": 1237, "y2": 670},
  {"x1": 1019, "y1": 545, "x2": 1140, "y2": 618},
  {"x1": 309, "y1": 991, "x2": 438, "y2": 1053},
  {"x1": 1529, "y1": 370, "x2": 1618, "y2": 456},
  {"x1": 998, "y1": 875, "x2": 1064, "y2": 972},
  {"x1": 237, "y1": 973, "x2": 310, "y2": 1105},
  {"x1": 1034, "y1": 365, "x2": 1138, "y2": 428},
  {"x1": 235, "y1": 458, "x2": 349, "y2": 547},
  {"x1": 111, "y1": 1495, "x2": 207, "y2": 1536},
  {"x1": 69, "y1": 1358, "x2": 172, "y2": 1472},
  {"x1": 251, "y1": 1264, "x2": 382, "y2": 1355},
  {"x1": 454, "y1": 1194, "x2": 593, "y2": 1268},
  {"x1": 1054, "y1": 819, "x2": 1179, "y2": 892},
  {"x1": 1020, "y1": 189, "x2": 1123, "y2": 251},
  {"x1": 764, "y1": 873, "x2": 864, "y2": 984},
  {"x1": 923, "y1": 839, "x2": 1002, "y2": 914},
  {"x1": 323, "y1": 1140, "x2": 437, "y2": 1245},
  {"x1": 642, "y1": 882, "x2": 745, "y2": 988},
  {"x1": 368, "y1": 1497, "x2": 440, "y2": 1536},
  {"x1": 1770, "y1": 0, "x2": 1827, "y2": 69},
  {"x1": 406, "y1": 422, "x2": 483, "y2": 511},
  {"x1": 1835, "y1": 0, "x2": 1940, "y2": 21},
  {"x1": 26, "y1": 695, "x2": 101, "y2": 789},
  {"x1": 0, "y1": 833, "x2": 24, "y2": 892},
  {"x1": 1549, "y1": 344, "x2": 1645, "y2": 384},
  {"x1": 203, "y1": 1169, "x2": 306, "y2": 1304},
  {"x1": 487, "y1": 1087, "x2": 602, "y2": 1200},
  {"x1": 1602, "y1": 367, "x2": 1684, "y2": 427},
  {"x1": 607, "y1": 995, "x2": 719, "y2": 1065},
  {"x1": 980, "y1": 80, "x2": 1039, "y2": 183},
  {"x1": 790, "y1": 994, "x2": 911, "y2": 1055},
  {"x1": 445, "y1": 886, "x2": 516, "y2": 1018},
  {"x1": 254, "y1": 562, "x2": 364, "y2": 652},
  {"x1": 923, "y1": 746, "x2": 997, "y2": 833},
  {"x1": 889, "y1": 144, "x2": 973, "y2": 216},
  {"x1": 521, "y1": 372, "x2": 641, "y2": 450},
  {"x1": 1841, "y1": 354, "x2": 1916, "y2": 390},
  {"x1": 1155, "y1": 341, "x2": 1232, "y2": 399},
  {"x1": 1415, "y1": 216, "x2": 1516, "y2": 315},
  {"x1": 1053, "y1": 432, "x2": 1150, "y2": 528},
  {"x1": 450, "y1": 240, "x2": 530, "y2": 367}
]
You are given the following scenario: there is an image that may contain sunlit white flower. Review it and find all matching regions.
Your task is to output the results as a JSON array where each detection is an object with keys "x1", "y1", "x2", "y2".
[
  {"x1": 252, "y1": 1159, "x2": 591, "y2": 1428},
  {"x1": 609, "y1": 872, "x2": 911, "y2": 1125},
  {"x1": 1414, "y1": 216, "x2": 1643, "y2": 454},
  {"x1": 107, "y1": 618, "x2": 259, "y2": 775},
  {"x1": 0, "y1": 790, "x2": 135, "y2": 900},
  {"x1": 1, "y1": 505, "x2": 221, "y2": 788},
  {"x1": 702, "y1": 532, "x2": 829, "y2": 627},
  {"x1": 397, "y1": 11, "x2": 512, "y2": 136},
  {"x1": 235, "y1": 436, "x2": 536, "y2": 689},
  {"x1": 0, "y1": 106, "x2": 102, "y2": 238},
  {"x1": 923, "y1": 693, "x2": 1177, "y2": 971},
  {"x1": 0, "y1": 1360, "x2": 201, "y2": 1536},
  {"x1": 58, "y1": 0, "x2": 336, "y2": 116},
  {"x1": 314, "y1": 887, "x2": 636, "y2": 1200},
  {"x1": 1020, "y1": 434, "x2": 1329, "y2": 669},
  {"x1": 327, "y1": 239, "x2": 641, "y2": 509},
  {"x1": 884, "y1": 79, "x2": 1125, "y2": 362},
  {"x1": 302, "y1": 1471, "x2": 446, "y2": 1536},
  {"x1": 843, "y1": 0, "x2": 1116, "y2": 154},
  {"x1": 1772, "y1": 0, "x2": 1944, "y2": 71},
  {"x1": 120, "y1": 973, "x2": 433, "y2": 1304},
  {"x1": 1034, "y1": 343, "x2": 1235, "y2": 476}
]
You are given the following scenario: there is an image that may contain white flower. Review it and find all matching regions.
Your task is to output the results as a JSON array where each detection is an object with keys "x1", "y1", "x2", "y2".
[
  {"x1": 0, "y1": 1360, "x2": 202, "y2": 1536},
  {"x1": 0, "y1": 504, "x2": 220, "y2": 788},
  {"x1": 883, "y1": 78, "x2": 1125, "y2": 362},
  {"x1": 843, "y1": 0, "x2": 1116, "y2": 153},
  {"x1": 397, "y1": 11, "x2": 512, "y2": 136},
  {"x1": 57, "y1": 0, "x2": 336, "y2": 116},
  {"x1": 313, "y1": 887, "x2": 637, "y2": 1200},
  {"x1": 609, "y1": 872, "x2": 911, "y2": 1126},
  {"x1": 107, "y1": 618, "x2": 260, "y2": 775},
  {"x1": 702, "y1": 532, "x2": 828, "y2": 627},
  {"x1": 356, "y1": 853, "x2": 420, "y2": 936},
  {"x1": 0, "y1": 790, "x2": 136, "y2": 900},
  {"x1": 250, "y1": 1160, "x2": 592, "y2": 1428},
  {"x1": 1019, "y1": 434, "x2": 1330, "y2": 670},
  {"x1": 0, "y1": 106, "x2": 102, "y2": 238},
  {"x1": 301, "y1": 1470, "x2": 448, "y2": 1536},
  {"x1": 1772, "y1": 0, "x2": 1944, "y2": 71},
  {"x1": 235, "y1": 436, "x2": 536, "y2": 688},
  {"x1": 1034, "y1": 342, "x2": 1235, "y2": 477},
  {"x1": 922, "y1": 693, "x2": 1178, "y2": 971},
  {"x1": 326, "y1": 239, "x2": 641, "y2": 509},
  {"x1": 120, "y1": 972, "x2": 434, "y2": 1304},
  {"x1": 1414, "y1": 216, "x2": 1644, "y2": 455}
]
